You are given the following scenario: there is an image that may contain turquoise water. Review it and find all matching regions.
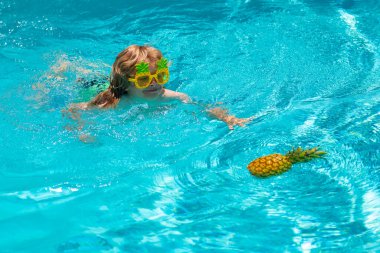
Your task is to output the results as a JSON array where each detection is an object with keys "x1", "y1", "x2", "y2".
[{"x1": 1, "y1": 0, "x2": 380, "y2": 252}]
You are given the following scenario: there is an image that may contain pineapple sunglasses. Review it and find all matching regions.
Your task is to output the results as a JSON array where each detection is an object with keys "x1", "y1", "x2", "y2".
[{"x1": 128, "y1": 58, "x2": 170, "y2": 89}]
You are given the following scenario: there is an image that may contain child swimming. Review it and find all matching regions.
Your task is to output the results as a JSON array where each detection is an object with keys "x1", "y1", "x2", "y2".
[{"x1": 69, "y1": 45, "x2": 253, "y2": 130}]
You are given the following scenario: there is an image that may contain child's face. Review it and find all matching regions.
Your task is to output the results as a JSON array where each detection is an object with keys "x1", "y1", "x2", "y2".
[{"x1": 128, "y1": 65, "x2": 164, "y2": 99}]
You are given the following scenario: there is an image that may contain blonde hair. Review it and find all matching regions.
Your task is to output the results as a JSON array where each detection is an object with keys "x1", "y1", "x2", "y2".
[{"x1": 89, "y1": 45, "x2": 163, "y2": 107}]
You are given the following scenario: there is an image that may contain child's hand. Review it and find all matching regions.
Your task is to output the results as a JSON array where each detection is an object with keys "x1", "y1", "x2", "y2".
[
  {"x1": 224, "y1": 115, "x2": 253, "y2": 130},
  {"x1": 79, "y1": 133, "x2": 97, "y2": 143},
  {"x1": 68, "y1": 102, "x2": 89, "y2": 111},
  {"x1": 207, "y1": 107, "x2": 254, "y2": 130}
]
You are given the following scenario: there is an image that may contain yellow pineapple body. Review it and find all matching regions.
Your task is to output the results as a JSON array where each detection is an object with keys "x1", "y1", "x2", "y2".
[
  {"x1": 247, "y1": 147, "x2": 327, "y2": 178},
  {"x1": 247, "y1": 154, "x2": 292, "y2": 177}
]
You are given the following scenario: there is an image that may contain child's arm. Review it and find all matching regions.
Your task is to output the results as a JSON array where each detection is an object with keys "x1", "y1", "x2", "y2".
[
  {"x1": 63, "y1": 89, "x2": 120, "y2": 143},
  {"x1": 162, "y1": 88, "x2": 191, "y2": 103},
  {"x1": 62, "y1": 106, "x2": 96, "y2": 143},
  {"x1": 207, "y1": 107, "x2": 254, "y2": 130},
  {"x1": 162, "y1": 89, "x2": 253, "y2": 130}
]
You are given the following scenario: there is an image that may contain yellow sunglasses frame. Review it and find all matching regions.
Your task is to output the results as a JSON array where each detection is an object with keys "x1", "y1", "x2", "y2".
[{"x1": 128, "y1": 68, "x2": 170, "y2": 89}]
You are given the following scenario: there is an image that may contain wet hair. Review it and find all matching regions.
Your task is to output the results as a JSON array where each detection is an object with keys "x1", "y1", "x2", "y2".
[{"x1": 89, "y1": 45, "x2": 163, "y2": 108}]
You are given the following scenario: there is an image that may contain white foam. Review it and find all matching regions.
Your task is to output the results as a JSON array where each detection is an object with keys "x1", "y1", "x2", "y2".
[
  {"x1": 362, "y1": 190, "x2": 380, "y2": 234},
  {"x1": 2, "y1": 185, "x2": 80, "y2": 201},
  {"x1": 339, "y1": 9, "x2": 377, "y2": 54},
  {"x1": 339, "y1": 10, "x2": 357, "y2": 32}
]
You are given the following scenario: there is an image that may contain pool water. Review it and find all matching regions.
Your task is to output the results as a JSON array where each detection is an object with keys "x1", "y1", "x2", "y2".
[{"x1": 1, "y1": 0, "x2": 379, "y2": 252}]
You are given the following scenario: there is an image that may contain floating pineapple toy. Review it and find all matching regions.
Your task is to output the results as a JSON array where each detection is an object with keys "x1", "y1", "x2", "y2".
[{"x1": 247, "y1": 146, "x2": 327, "y2": 178}]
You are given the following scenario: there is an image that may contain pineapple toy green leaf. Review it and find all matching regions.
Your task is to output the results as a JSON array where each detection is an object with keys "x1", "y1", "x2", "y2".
[
  {"x1": 247, "y1": 146, "x2": 327, "y2": 177},
  {"x1": 135, "y1": 62, "x2": 150, "y2": 74},
  {"x1": 157, "y1": 58, "x2": 168, "y2": 70}
]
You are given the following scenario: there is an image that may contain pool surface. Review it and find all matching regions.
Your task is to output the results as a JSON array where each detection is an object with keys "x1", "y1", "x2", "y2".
[{"x1": 0, "y1": 0, "x2": 379, "y2": 252}]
